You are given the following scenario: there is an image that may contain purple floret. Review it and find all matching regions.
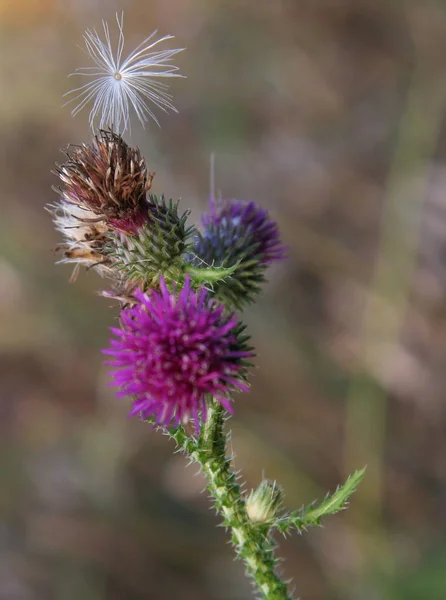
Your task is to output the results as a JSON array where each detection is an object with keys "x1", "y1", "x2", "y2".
[{"x1": 103, "y1": 276, "x2": 253, "y2": 430}]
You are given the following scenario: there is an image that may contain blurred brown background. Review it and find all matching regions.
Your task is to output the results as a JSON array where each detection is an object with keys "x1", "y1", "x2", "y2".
[{"x1": 2, "y1": 1, "x2": 446, "y2": 598}]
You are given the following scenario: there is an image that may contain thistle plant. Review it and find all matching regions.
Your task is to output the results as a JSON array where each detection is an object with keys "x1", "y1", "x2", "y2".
[{"x1": 50, "y1": 14, "x2": 365, "y2": 598}]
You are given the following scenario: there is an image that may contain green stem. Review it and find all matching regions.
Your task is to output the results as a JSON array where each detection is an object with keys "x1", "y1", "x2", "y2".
[{"x1": 168, "y1": 402, "x2": 292, "y2": 600}]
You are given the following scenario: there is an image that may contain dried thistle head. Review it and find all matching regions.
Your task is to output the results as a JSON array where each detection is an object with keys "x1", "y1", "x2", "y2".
[
  {"x1": 54, "y1": 129, "x2": 153, "y2": 234},
  {"x1": 49, "y1": 129, "x2": 154, "y2": 279}
]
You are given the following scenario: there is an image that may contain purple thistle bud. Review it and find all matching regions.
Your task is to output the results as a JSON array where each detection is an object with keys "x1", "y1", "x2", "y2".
[
  {"x1": 192, "y1": 199, "x2": 286, "y2": 309},
  {"x1": 103, "y1": 276, "x2": 253, "y2": 430},
  {"x1": 202, "y1": 199, "x2": 287, "y2": 265}
]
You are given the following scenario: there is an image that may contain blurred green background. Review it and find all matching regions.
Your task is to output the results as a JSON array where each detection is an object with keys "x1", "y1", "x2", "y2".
[{"x1": 2, "y1": 0, "x2": 446, "y2": 598}]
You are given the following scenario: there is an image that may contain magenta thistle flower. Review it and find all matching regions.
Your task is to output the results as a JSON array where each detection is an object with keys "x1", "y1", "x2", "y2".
[{"x1": 103, "y1": 276, "x2": 253, "y2": 430}]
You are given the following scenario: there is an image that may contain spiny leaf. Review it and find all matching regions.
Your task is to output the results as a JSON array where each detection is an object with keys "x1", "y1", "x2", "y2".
[
  {"x1": 277, "y1": 467, "x2": 366, "y2": 534},
  {"x1": 186, "y1": 262, "x2": 240, "y2": 285}
]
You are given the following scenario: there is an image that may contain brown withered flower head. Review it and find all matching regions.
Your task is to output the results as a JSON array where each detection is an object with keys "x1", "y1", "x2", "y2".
[{"x1": 49, "y1": 129, "x2": 154, "y2": 278}]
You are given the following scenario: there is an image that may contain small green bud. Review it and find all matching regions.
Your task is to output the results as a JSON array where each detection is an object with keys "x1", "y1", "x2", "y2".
[{"x1": 246, "y1": 480, "x2": 283, "y2": 524}]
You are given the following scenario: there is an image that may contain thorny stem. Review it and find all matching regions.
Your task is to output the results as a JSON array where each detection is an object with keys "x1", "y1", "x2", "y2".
[{"x1": 168, "y1": 401, "x2": 292, "y2": 600}]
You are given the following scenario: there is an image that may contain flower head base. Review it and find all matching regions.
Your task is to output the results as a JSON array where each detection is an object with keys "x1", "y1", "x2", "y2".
[
  {"x1": 64, "y1": 12, "x2": 184, "y2": 132},
  {"x1": 103, "y1": 277, "x2": 253, "y2": 430},
  {"x1": 193, "y1": 199, "x2": 286, "y2": 309}
]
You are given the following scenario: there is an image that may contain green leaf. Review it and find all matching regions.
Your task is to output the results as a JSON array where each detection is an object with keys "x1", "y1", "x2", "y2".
[{"x1": 185, "y1": 262, "x2": 239, "y2": 285}]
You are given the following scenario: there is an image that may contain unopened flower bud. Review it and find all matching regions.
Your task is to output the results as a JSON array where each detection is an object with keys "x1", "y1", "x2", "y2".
[{"x1": 246, "y1": 480, "x2": 283, "y2": 524}]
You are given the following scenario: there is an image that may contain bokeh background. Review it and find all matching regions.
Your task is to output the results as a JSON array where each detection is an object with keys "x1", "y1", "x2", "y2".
[{"x1": 2, "y1": 0, "x2": 446, "y2": 598}]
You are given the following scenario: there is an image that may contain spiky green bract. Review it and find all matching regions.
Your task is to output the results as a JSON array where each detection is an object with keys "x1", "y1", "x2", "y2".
[
  {"x1": 109, "y1": 194, "x2": 194, "y2": 288},
  {"x1": 165, "y1": 401, "x2": 292, "y2": 600},
  {"x1": 276, "y1": 468, "x2": 366, "y2": 535}
]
